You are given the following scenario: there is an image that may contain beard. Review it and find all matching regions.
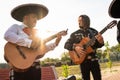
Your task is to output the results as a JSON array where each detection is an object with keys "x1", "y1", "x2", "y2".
[
  {"x1": 79, "y1": 26, "x2": 85, "y2": 29},
  {"x1": 79, "y1": 25, "x2": 88, "y2": 30},
  {"x1": 79, "y1": 25, "x2": 83, "y2": 28},
  {"x1": 79, "y1": 23, "x2": 84, "y2": 29}
]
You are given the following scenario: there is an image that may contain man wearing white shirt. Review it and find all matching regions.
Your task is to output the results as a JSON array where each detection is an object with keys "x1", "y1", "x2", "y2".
[{"x1": 4, "y1": 3, "x2": 67, "y2": 80}]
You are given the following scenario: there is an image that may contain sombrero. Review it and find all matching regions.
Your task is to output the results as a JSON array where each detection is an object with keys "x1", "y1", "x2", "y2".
[
  {"x1": 11, "y1": 3, "x2": 49, "y2": 22},
  {"x1": 108, "y1": 0, "x2": 120, "y2": 18}
]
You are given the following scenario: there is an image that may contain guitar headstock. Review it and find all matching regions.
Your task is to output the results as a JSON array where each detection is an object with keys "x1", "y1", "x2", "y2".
[{"x1": 107, "y1": 20, "x2": 117, "y2": 29}]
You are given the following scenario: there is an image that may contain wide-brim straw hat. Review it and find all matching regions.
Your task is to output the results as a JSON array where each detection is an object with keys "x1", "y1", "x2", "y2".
[{"x1": 11, "y1": 3, "x2": 49, "y2": 22}]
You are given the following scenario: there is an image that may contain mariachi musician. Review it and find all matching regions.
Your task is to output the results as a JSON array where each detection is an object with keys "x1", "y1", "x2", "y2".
[
  {"x1": 64, "y1": 14, "x2": 104, "y2": 80},
  {"x1": 4, "y1": 3, "x2": 67, "y2": 80}
]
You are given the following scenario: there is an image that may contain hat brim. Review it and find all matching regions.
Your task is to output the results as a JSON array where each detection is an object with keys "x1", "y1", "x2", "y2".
[
  {"x1": 108, "y1": 0, "x2": 120, "y2": 18},
  {"x1": 11, "y1": 3, "x2": 49, "y2": 22}
]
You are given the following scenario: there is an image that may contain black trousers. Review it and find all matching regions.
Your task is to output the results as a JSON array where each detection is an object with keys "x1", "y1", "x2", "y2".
[
  {"x1": 80, "y1": 60, "x2": 101, "y2": 80},
  {"x1": 10, "y1": 62, "x2": 41, "y2": 80}
]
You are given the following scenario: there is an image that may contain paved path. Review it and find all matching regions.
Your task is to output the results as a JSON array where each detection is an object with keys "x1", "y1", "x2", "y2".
[
  {"x1": 102, "y1": 71, "x2": 120, "y2": 80},
  {"x1": 102, "y1": 66, "x2": 120, "y2": 80}
]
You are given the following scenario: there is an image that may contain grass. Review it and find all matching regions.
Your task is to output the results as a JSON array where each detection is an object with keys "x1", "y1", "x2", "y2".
[
  {"x1": 56, "y1": 65, "x2": 80, "y2": 77},
  {"x1": 55, "y1": 61, "x2": 120, "y2": 79}
]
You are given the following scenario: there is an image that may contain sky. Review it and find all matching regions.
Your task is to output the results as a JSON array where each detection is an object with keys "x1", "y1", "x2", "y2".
[{"x1": 0, "y1": 0, "x2": 119, "y2": 63}]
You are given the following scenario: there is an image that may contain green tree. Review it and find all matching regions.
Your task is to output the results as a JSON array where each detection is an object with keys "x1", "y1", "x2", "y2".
[
  {"x1": 110, "y1": 44, "x2": 120, "y2": 61},
  {"x1": 61, "y1": 51, "x2": 71, "y2": 64}
]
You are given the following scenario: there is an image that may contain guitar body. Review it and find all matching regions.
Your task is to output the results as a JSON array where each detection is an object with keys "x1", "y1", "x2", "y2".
[
  {"x1": 4, "y1": 29, "x2": 68, "y2": 70},
  {"x1": 4, "y1": 42, "x2": 44, "y2": 69},
  {"x1": 76, "y1": 37, "x2": 94, "y2": 53},
  {"x1": 69, "y1": 51, "x2": 86, "y2": 64},
  {"x1": 69, "y1": 37, "x2": 94, "y2": 64},
  {"x1": 109, "y1": 0, "x2": 120, "y2": 18}
]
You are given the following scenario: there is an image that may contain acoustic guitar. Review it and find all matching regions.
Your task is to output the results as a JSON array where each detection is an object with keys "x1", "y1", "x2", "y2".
[
  {"x1": 4, "y1": 29, "x2": 67, "y2": 70},
  {"x1": 108, "y1": 0, "x2": 120, "y2": 18},
  {"x1": 69, "y1": 20, "x2": 117, "y2": 64}
]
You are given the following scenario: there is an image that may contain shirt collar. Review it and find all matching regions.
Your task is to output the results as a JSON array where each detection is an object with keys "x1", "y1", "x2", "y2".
[{"x1": 22, "y1": 23, "x2": 28, "y2": 28}]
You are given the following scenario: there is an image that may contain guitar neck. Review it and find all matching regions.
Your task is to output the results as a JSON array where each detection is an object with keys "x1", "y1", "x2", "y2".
[
  {"x1": 84, "y1": 20, "x2": 117, "y2": 50},
  {"x1": 99, "y1": 26, "x2": 108, "y2": 35},
  {"x1": 43, "y1": 29, "x2": 68, "y2": 43},
  {"x1": 44, "y1": 33, "x2": 58, "y2": 43}
]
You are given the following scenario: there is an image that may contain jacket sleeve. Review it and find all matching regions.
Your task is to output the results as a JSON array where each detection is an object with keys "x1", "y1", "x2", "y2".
[
  {"x1": 64, "y1": 33, "x2": 75, "y2": 51},
  {"x1": 117, "y1": 29, "x2": 120, "y2": 43},
  {"x1": 117, "y1": 21, "x2": 120, "y2": 43},
  {"x1": 92, "y1": 39, "x2": 104, "y2": 49},
  {"x1": 91, "y1": 28, "x2": 104, "y2": 49}
]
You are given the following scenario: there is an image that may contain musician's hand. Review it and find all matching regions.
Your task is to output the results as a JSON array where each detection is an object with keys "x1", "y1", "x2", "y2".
[
  {"x1": 95, "y1": 33, "x2": 104, "y2": 44},
  {"x1": 74, "y1": 46, "x2": 86, "y2": 55},
  {"x1": 59, "y1": 30, "x2": 68, "y2": 36},
  {"x1": 55, "y1": 30, "x2": 68, "y2": 46}
]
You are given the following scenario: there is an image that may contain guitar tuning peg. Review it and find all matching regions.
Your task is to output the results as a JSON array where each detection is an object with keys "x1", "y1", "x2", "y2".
[{"x1": 66, "y1": 28, "x2": 68, "y2": 32}]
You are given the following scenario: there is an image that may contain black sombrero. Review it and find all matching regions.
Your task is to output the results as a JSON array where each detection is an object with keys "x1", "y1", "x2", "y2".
[
  {"x1": 11, "y1": 3, "x2": 49, "y2": 22},
  {"x1": 108, "y1": 0, "x2": 120, "y2": 18}
]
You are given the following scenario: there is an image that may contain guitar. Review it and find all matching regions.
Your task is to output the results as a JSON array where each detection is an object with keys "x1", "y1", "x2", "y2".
[
  {"x1": 4, "y1": 29, "x2": 67, "y2": 70},
  {"x1": 108, "y1": 0, "x2": 120, "y2": 18},
  {"x1": 69, "y1": 20, "x2": 117, "y2": 64}
]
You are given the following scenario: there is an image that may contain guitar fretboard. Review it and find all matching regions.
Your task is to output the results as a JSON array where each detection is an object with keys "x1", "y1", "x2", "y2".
[
  {"x1": 84, "y1": 20, "x2": 117, "y2": 49},
  {"x1": 44, "y1": 33, "x2": 58, "y2": 43}
]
